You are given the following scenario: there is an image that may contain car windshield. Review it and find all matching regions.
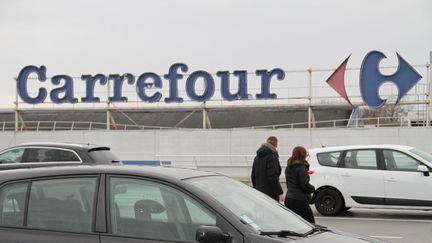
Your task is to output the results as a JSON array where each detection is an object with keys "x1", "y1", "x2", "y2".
[
  {"x1": 187, "y1": 176, "x2": 313, "y2": 234},
  {"x1": 410, "y1": 148, "x2": 432, "y2": 162}
]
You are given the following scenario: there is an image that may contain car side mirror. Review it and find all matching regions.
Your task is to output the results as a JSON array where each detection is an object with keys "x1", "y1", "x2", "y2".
[
  {"x1": 417, "y1": 165, "x2": 430, "y2": 177},
  {"x1": 196, "y1": 225, "x2": 230, "y2": 243}
]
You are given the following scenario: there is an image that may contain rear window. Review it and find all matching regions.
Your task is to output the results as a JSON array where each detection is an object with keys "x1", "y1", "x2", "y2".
[
  {"x1": 88, "y1": 149, "x2": 120, "y2": 163},
  {"x1": 317, "y1": 152, "x2": 342, "y2": 167}
]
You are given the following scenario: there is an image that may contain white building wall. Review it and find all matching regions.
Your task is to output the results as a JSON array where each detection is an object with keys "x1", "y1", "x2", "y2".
[{"x1": 1, "y1": 127, "x2": 431, "y2": 177}]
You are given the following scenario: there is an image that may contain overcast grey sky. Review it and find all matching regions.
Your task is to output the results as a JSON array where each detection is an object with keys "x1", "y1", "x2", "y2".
[{"x1": 0, "y1": 0, "x2": 431, "y2": 108}]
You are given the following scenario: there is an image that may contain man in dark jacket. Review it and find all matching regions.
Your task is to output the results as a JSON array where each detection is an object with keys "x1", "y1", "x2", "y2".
[{"x1": 251, "y1": 136, "x2": 284, "y2": 202}]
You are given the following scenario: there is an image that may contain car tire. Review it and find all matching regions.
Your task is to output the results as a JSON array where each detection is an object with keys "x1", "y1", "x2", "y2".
[{"x1": 314, "y1": 189, "x2": 343, "y2": 216}]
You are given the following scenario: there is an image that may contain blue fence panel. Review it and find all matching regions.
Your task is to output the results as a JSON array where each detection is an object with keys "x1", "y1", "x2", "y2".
[{"x1": 122, "y1": 160, "x2": 171, "y2": 167}]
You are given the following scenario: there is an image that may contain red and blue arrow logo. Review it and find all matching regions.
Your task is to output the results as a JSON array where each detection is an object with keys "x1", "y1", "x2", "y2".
[{"x1": 326, "y1": 51, "x2": 422, "y2": 108}]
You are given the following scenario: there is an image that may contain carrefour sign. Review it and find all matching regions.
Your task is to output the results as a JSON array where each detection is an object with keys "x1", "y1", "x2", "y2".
[
  {"x1": 326, "y1": 51, "x2": 422, "y2": 108},
  {"x1": 17, "y1": 51, "x2": 422, "y2": 108},
  {"x1": 17, "y1": 63, "x2": 285, "y2": 105}
]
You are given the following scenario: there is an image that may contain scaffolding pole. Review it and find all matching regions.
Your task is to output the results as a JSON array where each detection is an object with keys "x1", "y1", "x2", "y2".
[
  {"x1": 202, "y1": 103, "x2": 207, "y2": 129},
  {"x1": 308, "y1": 68, "x2": 312, "y2": 129},
  {"x1": 15, "y1": 78, "x2": 18, "y2": 132},
  {"x1": 107, "y1": 77, "x2": 111, "y2": 130},
  {"x1": 426, "y1": 51, "x2": 432, "y2": 127}
]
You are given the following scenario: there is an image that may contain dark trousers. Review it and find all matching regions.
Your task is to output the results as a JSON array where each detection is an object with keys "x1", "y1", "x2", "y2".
[{"x1": 284, "y1": 198, "x2": 315, "y2": 223}]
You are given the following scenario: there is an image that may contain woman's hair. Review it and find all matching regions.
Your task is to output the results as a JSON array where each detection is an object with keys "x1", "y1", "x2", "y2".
[{"x1": 288, "y1": 146, "x2": 308, "y2": 166}]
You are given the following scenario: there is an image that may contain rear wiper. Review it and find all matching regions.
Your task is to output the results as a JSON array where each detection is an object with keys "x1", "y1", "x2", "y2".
[{"x1": 260, "y1": 230, "x2": 305, "y2": 237}]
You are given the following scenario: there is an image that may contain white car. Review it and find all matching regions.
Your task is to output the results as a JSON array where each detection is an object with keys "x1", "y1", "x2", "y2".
[{"x1": 308, "y1": 144, "x2": 432, "y2": 216}]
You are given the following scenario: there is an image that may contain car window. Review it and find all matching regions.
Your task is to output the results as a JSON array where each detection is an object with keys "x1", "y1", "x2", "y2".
[
  {"x1": 383, "y1": 150, "x2": 421, "y2": 171},
  {"x1": 27, "y1": 177, "x2": 98, "y2": 233},
  {"x1": 0, "y1": 148, "x2": 25, "y2": 164},
  {"x1": 344, "y1": 150, "x2": 378, "y2": 170},
  {"x1": 410, "y1": 148, "x2": 432, "y2": 162},
  {"x1": 23, "y1": 148, "x2": 80, "y2": 163},
  {"x1": 109, "y1": 177, "x2": 216, "y2": 242},
  {"x1": 23, "y1": 148, "x2": 41, "y2": 162},
  {"x1": 188, "y1": 176, "x2": 313, "y2": 234},
  {"x1": 0, "y1": 183, "x2": 28, "y2": 227},
  {"x1": 317, "y1": 152, "x2": 341, "y2": 167},
  {"x1": 54, "y1": 149, "x2": 81, "y2": 162}
]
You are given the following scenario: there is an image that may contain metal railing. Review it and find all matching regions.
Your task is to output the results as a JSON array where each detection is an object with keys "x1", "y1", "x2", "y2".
[
  {"x1": 0, "y1": 121, "x2": 176, "y2": 132},
  {"x1": 0, "y1": 116, "x2": 421, "y2": 132},
  {"x1": 236, "y1": 116, "x2": 412, "y2": 129}
]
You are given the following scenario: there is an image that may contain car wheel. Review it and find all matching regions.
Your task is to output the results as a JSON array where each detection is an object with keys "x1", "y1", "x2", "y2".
[{"x1": 314, "y1": 189, "x2": 343, "y2": 216}]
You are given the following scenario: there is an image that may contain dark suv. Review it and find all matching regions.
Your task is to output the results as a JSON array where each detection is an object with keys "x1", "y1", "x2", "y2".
[
  {"x1": 0, "y1": 142, "x2": 120, "y2": 169},
  {"x1": 0, "y1": 165, "x2": 385, "y2": 243}
]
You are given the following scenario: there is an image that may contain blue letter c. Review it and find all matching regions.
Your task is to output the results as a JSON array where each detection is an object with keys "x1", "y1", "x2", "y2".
[{"x1": 17, "y1": 65, "x2": 48, "y2": 104}]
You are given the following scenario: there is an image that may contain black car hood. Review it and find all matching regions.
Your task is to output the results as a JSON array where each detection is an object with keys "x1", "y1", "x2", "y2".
[{"x1": 244, "y1": 230, "x2": 387, "y2": 243}]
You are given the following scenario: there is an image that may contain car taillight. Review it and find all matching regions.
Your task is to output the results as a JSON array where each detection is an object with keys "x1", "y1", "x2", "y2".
[{"x1": 307, "y1": 170, "x2": 315, "y2": 175}]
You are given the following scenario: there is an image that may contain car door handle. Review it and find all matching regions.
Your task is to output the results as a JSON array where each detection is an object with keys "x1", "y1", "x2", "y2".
[
  {"x1": 340, "y1": 173, "x2": 352, "y2": 177},
  {"x1": 385, "y1": 178, "x2": 397, "y2": 182}
]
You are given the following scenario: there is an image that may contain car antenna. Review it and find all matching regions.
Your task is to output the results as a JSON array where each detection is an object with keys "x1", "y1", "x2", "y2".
[{"x1": 315, "y1": 134, "x2": 326, "y2": 148}]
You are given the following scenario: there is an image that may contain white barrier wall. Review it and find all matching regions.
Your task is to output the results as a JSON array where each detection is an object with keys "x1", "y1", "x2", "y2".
[{"x1": 1, "y1": 127, "x2": 431, "y2": 177}]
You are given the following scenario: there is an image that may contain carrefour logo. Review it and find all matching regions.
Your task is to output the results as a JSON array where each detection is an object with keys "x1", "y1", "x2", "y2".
[
  {"x1": 17, "y1": 50, "x2": 422, "y2": 107},
  {"x1": 326, "y1": 50, "x2": 422, "y2": 108},
  {"x1": 16, "y1": 64, "x2": 285, "y2": 104}
]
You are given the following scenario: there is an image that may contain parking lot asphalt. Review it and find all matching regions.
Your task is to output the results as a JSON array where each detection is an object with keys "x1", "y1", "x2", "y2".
[{"x1": 314, "y1": 208, "x2": 432, "y2": 243}]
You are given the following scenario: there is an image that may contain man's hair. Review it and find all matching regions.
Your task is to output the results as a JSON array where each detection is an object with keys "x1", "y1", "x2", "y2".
[{"x1": 266, "y1": 136, "x2": 278, "y2": 145}]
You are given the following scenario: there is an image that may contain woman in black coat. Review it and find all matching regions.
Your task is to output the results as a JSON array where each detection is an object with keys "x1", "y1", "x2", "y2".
[{"x1": 284, "y1": 146, "x2": 316, "y2": 223}]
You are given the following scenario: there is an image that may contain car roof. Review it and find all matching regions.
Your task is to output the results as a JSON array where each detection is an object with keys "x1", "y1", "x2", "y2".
[
  {"x1": 0, "y1": 165, "x2": 220, "y2": 184},
  {"x1": 2, "y1": 142, "x2": 109, "y2": 151},
  {"x1": 309, "y1": 144, "x2": 414, "y2": 153}
]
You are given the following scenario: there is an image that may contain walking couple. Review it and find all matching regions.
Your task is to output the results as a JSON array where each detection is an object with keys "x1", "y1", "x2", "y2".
[{"x1": 251, "y1": 136, "x2": 315, "y2": 223}]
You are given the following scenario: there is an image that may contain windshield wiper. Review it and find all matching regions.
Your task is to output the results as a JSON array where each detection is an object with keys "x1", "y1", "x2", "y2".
[
  {"x1": 260, "y1": 225, "x2": 330, "y2": 238},
  {"x1": 303, "y1": 225, "x2": 330, "y2": 236},
  {"x1": 260, "y1": 230, "x2": 305, "y2": 237}
]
